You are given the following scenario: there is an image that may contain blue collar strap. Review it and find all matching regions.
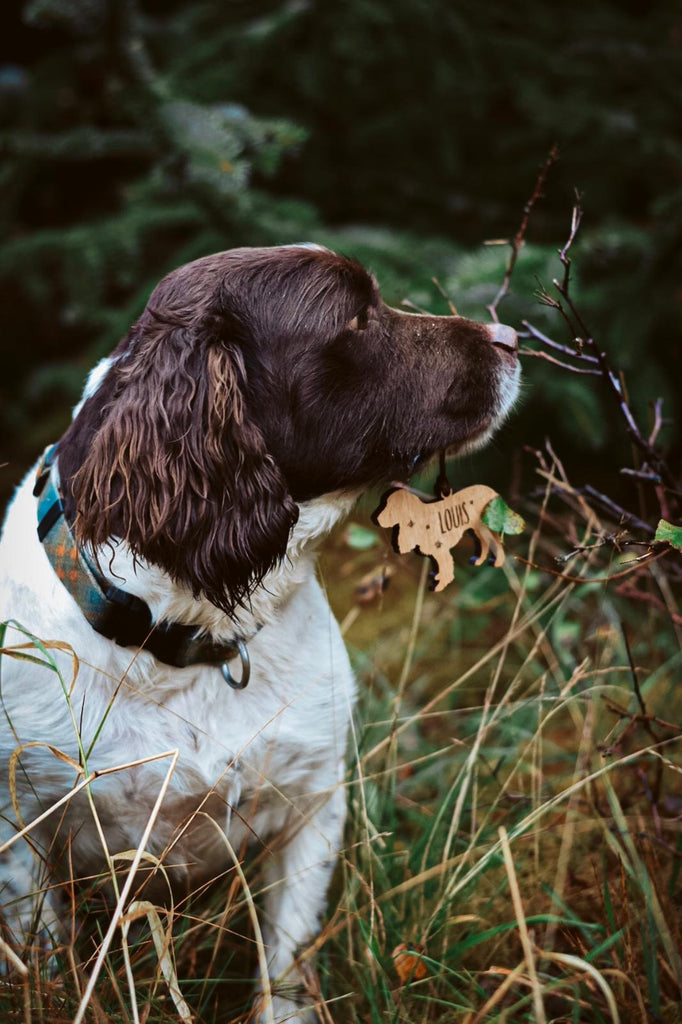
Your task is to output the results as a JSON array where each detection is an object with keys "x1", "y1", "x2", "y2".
[{"x1": 33, "y1": 445, "x2": 250, "y2": 680}]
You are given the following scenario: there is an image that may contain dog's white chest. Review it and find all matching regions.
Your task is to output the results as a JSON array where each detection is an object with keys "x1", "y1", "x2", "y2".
[
  {"x1": 74, "y1": 665, "x2": 346, "y2": 888},
  {"x1": 0, "y1": 490, "x2": 354, "y2": 889}
]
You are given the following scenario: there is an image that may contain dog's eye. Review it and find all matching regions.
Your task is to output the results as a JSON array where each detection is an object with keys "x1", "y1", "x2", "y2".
[{"x1": 348, "y1": 309, "x2": 369, "y2": 331}]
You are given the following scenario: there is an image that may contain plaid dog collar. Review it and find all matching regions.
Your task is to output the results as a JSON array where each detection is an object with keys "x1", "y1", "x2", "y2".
[{"x1": 33, "y1": 445, "x2": 252, "y2": 684}]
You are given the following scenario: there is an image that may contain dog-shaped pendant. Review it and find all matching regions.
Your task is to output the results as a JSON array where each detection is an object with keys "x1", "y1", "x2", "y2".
[{"x1": 373, "y1": 484, "x2": 524, "y2": 591}]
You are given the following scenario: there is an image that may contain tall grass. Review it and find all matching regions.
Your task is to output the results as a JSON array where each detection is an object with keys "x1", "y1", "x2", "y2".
[{"x1": 1, "y1": 457, "x2": 681, "y2": 1023}]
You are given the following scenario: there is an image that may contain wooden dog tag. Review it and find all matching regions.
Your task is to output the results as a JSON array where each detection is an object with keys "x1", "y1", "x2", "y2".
[{"x1": 373, "y1": 484, "x2": 524, "y2": 592}]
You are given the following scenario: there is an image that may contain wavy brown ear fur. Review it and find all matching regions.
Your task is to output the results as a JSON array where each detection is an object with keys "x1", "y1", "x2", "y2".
[{"x1": 59, "y1": 303, "x2": 299, "y2": 615}]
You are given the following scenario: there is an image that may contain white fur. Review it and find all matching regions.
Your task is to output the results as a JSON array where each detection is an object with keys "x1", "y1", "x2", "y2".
[
  {"x1": 457, "y1": 360, "x2": 521, "y2": 455},
  {"x1": 0, "y1": 467, "x2": 355, "y2": 1022},
  {"x1": 70, "y1": 356, "x2": 116, "y2": 418}
]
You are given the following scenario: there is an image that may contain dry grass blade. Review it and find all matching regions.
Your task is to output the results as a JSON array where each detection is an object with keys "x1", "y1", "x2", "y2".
[
  {"x1": 0, "y1": 934, "x2": 29, "y2": 975},
  {"x1": 122, "y1": 900, "x2": 193, "y2": 1023},
  {"x1": 443, "y1": 735, "x2": 682, "y2": 903},
  {"x1": 1, "y1": 748, "x2": 189, "y2": 857},
  {"x1": 73, "y1": 748, "x2": 180, "y2": 1024},
  {"x1": 196, "y1": 811, "x2": 275, "y2": 1024},
  {"x1": 463, "y1": 962, "x2": 528, "y2": 1023},
  {"x1": 543, "y1": 694, "x2": 595, "y2": 952},
  {"x1": 360, "y1": 583, "x2": 570, "y2": 766},
  {"x1": 601, "y1": 774, "x2": 682, "y2": 990},
  {"x1": 537, "y1": 949, "x2": 621, "y2": 1024},
  {"x1": 115, "y1": 850, "x2": 177, "y2": 1023},
  {"x1": 499, "y1": 825, "x2": 546, "y2": 1024}
]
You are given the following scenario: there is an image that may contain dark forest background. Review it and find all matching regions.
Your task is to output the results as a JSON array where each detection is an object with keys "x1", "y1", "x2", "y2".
[{"x1": 1, "y1": 0, "x2": 681, "y2": 505}]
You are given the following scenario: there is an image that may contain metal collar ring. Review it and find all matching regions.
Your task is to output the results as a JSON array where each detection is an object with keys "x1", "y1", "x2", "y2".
[{"x1": 221, "y1": 639, "x2": 251, "y2": 690}]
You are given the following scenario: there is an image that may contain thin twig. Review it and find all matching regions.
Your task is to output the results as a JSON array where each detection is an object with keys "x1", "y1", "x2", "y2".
[
  {"x1": 401, "y1": 298, "x2": 429, "y2": 314},
  {"x1": 556, "y1": 532, "x2": 639, "y2": 563},
  {"x1": 431, "y1": 277, "x2": 458, "y2": 315},
  {"x1": 549, "y1": 224, "x2": 678, "y2": 492},
  {"x1": 620, "y1": 468, "x2": 662, "y2": 484},
  {"x1": 558, "y1": 197, "x2": 583, "y2": 294},
  {"x1": 615, "y1": 582, "x2": 682, "y2": 627},
  {"x1": 487, "y1": 143, "x2": 559, "y2": 323},
  {"x1": 620, "y1": 622, "x2": 648, "y2": 718},
  {"x1": 521, "y1": 319, "x2": 598, "y2": 362},
  {"x1": 602, "y1": 698, "x2": 682, "y2": 736},
  {"x1": 534, "y1": 281, "x2": 582, "y2": 339},
  {"x1": 519, "y1": 348, "x2": 602, "y2": 375},
  {"x1": 583, "y1": 485, "x2": 655, "y2": 536},
  {"x1": 512, "y1": 548, "x2": 669, "y2": 584},
  {"x1": 649, "y1": 397, "x2": 664, "y2": 447}
]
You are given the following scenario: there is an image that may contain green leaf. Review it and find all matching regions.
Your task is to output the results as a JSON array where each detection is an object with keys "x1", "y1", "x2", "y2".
[
  {"x1": 655, "y1": 519, "x2": 682, "y2": 550},
  {"x1": 345, "y1": 523, "x2": 380, "y2": 550},
  {"x1": 481, "y1": 496, "x2": 525, "y2": 535}
]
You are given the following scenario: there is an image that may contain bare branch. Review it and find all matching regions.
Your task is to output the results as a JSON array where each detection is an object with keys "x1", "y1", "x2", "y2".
[
  {"x1": 487, "y1": 143, "x2": 559, "y2": 323},
  {"x1": 518, "y1": 348, "x2": 601, "y2": 375},
  {"x1": 521, "y1": 319, "x2": 598, "y2": 363},
  {"x1": 649, "y1": 397, "x2": 664, "y2": 447},
  {"x1": 543, "y1": 207, "x2": 679, "y2": 495},
  {"x1": 401, "y1": 298, "x2": 429, "y2": 314},
  {"x1": 431, "y1": 277, "x2": 458, "y2": 315},
  {"x1": 558, "y1": 197, "x2": 583, "y2": 294},
  {"x1": 615, "y1": 583, "x2": 682, "y2": 627},
  {"x1": 620, "y1": 468, "x2": 662, "y2": 483},
  {"x1": 583, "y1": 485, "x2": 655, "y2": 536},
  {"x1": 512, "y1": 547, "x2": 669, "y2": 584}
]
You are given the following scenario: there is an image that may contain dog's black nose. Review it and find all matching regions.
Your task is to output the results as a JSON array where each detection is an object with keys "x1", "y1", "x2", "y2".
[{"x1": 487, "y1": 323, "x2": 518, "y2": 353}]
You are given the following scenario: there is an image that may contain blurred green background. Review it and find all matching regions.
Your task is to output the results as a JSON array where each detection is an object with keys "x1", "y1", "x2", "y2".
[{"x1": 1, "y1": 0, "x2": 681, "y2": 505}]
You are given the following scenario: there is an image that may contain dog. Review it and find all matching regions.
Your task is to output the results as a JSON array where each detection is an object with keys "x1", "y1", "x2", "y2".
[
  {"x1": 0, "y1": 244, "x2": 519, "y2": 1021},
  {"x1": 375, "y1": 484, "x2": 505, "y2": 591}
]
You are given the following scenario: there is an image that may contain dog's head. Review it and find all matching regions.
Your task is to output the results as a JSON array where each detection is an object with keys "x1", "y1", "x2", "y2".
[{"x1": 58, "y1": 245, "x2": 519, "y2": 613}]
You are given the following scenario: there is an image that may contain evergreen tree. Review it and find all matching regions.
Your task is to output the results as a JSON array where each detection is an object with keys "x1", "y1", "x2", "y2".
[{"x1": 1, "y1": 0, "x2": 680, "y2": 496}]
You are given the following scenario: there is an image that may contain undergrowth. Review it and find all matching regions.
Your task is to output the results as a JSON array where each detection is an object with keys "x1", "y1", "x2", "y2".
[{"x1": 1, "y1": 449, "x2": 682, "y2": 1023}]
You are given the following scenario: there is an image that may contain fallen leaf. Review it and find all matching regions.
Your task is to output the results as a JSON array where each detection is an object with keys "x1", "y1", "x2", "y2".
[{"x1": 392, "y1": 942, "x2": 428, "y2": 984}]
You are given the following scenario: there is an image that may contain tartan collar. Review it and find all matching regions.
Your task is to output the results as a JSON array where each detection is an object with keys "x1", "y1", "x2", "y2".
[{"x1": 33, "y1": 445, "x2": 252, "y2": 684}]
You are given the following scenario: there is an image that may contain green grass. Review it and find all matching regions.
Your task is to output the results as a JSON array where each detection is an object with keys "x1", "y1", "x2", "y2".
[{"x1": 2, "y1": 464, "x2": 682, "y2": 1023}]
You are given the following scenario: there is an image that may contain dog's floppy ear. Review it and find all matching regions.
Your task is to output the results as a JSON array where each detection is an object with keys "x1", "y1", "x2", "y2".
[{"x1": 66, "y1": 300, "x2": 299, "y2": 615}]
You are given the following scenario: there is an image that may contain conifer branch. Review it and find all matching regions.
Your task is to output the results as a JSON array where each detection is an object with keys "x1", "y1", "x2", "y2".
[{"x1": 0, "y1": 129, "x2": 156, "y2": 161}]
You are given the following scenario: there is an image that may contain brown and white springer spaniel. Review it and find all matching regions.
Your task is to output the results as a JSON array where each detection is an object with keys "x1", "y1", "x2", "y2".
[{"x1": 0, "y1": 244, "x2": 519, "y2": 1021}]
